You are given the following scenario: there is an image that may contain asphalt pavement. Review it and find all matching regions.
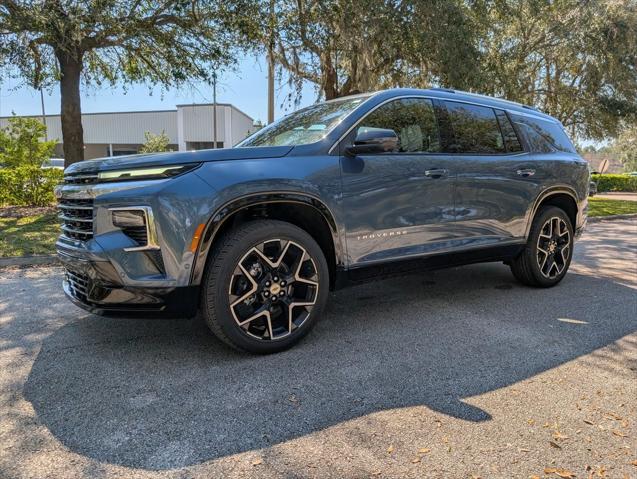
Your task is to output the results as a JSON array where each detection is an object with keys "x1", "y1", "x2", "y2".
[{"x1": 1, "y1": 219, "x2": 636, "y2": 479}]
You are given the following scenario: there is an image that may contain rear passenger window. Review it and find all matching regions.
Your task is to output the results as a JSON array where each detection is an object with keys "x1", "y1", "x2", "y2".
[
  {"x1": 495, "y1": 110, "x2": 523, "y2": 153},
  {"x1": 443, "y1": 101, "x2": 505, "y2": 154},
  {"x1": 357, "y1": 98, "x2": 441, "y2": 153},
  {"x1": 509, "y1": 113, "x2": 576, "y2": 153}
]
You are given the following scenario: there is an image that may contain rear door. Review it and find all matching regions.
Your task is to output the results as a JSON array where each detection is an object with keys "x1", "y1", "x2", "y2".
[
  {"x1": 443, "y1": 100, "x2": 543, "y2": 242},
  {"x1": 339, "y1": 97, "x2": 459, "y2": 265}
]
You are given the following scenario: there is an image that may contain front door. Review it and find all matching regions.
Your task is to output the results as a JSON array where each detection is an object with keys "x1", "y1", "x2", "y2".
[{"x1": 339, "y1": 97, "x2": 458, "y2": 266}]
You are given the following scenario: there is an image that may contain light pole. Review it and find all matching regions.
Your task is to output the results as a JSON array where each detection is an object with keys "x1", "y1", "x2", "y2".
[
  {"x1": 212, "y1": 71, "x2": 217, "y2": 148},
  {"x1": 267, "y1": 0, "x2": 275, "y2": 124},
  {"x1": 40, "y1": 87, "x2": 48, "y2": 141}
]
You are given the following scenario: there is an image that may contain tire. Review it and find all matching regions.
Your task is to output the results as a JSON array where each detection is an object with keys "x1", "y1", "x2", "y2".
[
  {"x1": 200, "y1": 220, "x2": 329, "y2": 354},
  {"x1": 510, "y1": 206, "x2": 574, "y2": 287}
]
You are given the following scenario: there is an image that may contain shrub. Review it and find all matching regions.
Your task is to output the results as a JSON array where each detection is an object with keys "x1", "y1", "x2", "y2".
[
  {"x1": 0, "y1": 166, "x2": 63, "y2": 206},
  {"x1": 591, "y1": 174, "x2": 637, "y2": 192},
  {"x1": 139, "y1": 131, "x2": 172, "y2": 153},
  {"x1": 0, "y1": 116, "x2": 57, "y2": 168}
]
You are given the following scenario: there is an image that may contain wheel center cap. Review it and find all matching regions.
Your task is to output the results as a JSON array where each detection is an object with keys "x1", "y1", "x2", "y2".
[
  {"x1": 548, "y1": 241, "x2": 557, "y2": 253},
  {"x1": 270, "y1": 283, "x2": 281, "y2": 295}
]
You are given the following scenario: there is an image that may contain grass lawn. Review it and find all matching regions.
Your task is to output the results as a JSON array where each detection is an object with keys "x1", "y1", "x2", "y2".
[
  {"x1": 0, "y1": 212, "x2": 59, "y2": 257},
  {"x1": 588, "y1": 197, "x2": 637, "y2": 217}
]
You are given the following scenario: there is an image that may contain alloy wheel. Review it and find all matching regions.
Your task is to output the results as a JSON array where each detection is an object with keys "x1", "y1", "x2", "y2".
[
  {"x1": 228, "y1": 239, "x2": 320, "y2": 340},
  {"x1": 536, "y1": 216, "x2": 571, "y2": 279}
]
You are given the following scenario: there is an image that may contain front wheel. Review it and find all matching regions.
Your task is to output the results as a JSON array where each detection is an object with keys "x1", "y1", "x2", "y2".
[
  {"x1": 201, "y1": 220, "x2": 329, "y2": 354},
  {"x1": 510, "y1": 206, "x2": 574, "y2": 287}
]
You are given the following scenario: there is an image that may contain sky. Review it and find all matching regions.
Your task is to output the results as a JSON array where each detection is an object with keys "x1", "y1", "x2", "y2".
[{"x1": 0, "y1": 55, "x2": 318, "y2": 123}]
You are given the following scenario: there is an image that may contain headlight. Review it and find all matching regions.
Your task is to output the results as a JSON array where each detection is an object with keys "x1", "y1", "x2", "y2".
[{"x1": 97, "y1": 163, "x2": 200, "y2": 182}]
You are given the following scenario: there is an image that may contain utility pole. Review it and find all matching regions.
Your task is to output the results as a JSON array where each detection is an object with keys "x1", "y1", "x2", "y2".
[
  {"x1": 212, "y1": 71, "x2": 217, "y2": 148},
  {"x1": 267, "y1": 0, "x2": 275, "y2": 124},
  {"x1": 40, "y1": 88, "x2": 48, "y2": 141}
]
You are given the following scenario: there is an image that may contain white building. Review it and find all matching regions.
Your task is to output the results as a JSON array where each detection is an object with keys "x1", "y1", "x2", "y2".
[{"x1": 0, "y1": 103, "x2": 257, "y2": 160}]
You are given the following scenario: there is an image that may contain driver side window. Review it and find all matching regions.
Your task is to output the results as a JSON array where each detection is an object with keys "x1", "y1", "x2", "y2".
[{"x1": 357, "y1": 98, "x2": 442, "y2": 153}]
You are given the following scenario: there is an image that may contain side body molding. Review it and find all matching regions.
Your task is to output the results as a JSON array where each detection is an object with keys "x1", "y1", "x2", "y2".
[{"x1": 189, "y1": 192, "x2": 345, "y2": 286}]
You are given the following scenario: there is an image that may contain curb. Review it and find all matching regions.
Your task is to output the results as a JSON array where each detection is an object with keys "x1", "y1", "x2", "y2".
[
  {"x1": 0, "y1": 255, "x2": 59, "y2": 268},
  {"x1": 588, "y1": 213, "x2": 637, "y2": 223}
]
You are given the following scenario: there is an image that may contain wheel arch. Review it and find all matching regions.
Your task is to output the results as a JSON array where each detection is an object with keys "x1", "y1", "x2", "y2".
[
  {"x1": 190, "y1": 192, "x2": 344, "y2": 288},
  {"x1": 526, "y1": 187, "x2": 579, "y2": 237}
]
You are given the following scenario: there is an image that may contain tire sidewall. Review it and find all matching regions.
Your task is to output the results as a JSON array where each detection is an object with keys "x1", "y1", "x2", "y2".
[
  {"x1": 526, "y1": 206, "x2": 574, "y2": 287},
  {"x1": 204, "y1": 221, "x2": 330, "y2": 354}
]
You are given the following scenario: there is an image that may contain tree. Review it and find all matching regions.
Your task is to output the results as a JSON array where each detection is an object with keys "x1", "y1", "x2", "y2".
[
  {"x1": 0, "y1": 116, "x2": 56, "y2": 167},
  {"x1": 612, "y1": 125, "x2": 637, "y2": 172},
  {"x1": 139, "y1": 131, "x2": 171, "y2": 153},
  {"x1": 472, "y1": 0, "x2": 637, "y2": 140},
  {"x1": 0, "y1": 1, "x2": 257, "y2": 167},
  {"x1": 265, "y1": 0, "x2": 480, "y2": 102}
]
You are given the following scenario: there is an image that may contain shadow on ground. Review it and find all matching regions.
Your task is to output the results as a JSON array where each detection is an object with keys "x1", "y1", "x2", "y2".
[{"x1": 20, "y1": 263, "x2": 637, "y2": 470}]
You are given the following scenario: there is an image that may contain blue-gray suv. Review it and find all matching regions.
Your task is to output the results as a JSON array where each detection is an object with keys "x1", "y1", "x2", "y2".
[{"x1": 56, "y1": 88, "x2": 589, "y2": 353}]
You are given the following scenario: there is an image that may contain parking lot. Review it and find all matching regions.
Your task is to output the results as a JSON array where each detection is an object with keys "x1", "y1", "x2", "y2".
[{"x1": 1, "y1": 219, "x2": 635, "y2": 479}]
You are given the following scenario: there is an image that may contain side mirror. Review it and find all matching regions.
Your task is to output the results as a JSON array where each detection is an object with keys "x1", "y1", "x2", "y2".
[{"x1": 345, "y1": 128, "x2": 399, "y2": 156}]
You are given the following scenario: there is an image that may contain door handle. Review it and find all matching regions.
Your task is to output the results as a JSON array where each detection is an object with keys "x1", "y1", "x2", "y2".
[
  {"x1": 516, "y1": 168, "x2": 536, "y2": 177},
  {"x1": 424, "y1": 168, "x2": 448, "y2": 179}
]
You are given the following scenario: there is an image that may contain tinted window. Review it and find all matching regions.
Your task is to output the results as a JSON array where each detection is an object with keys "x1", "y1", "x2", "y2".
[
  {"x1": 509, "y1": 113, "x2": 576, "y2": 153},
  {"x1": 495, "y1": 110, "x2": 523, "y2": 153},
  {"x1": 444, "y1": 101, "x2": 505, "y2": 154},
  {"x1": 357, "y1": 98, "x2": 441, "y2": 153}
]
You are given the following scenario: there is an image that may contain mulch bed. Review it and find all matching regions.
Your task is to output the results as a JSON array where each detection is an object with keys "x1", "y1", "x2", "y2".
[{"x1": 0, "y1": 206, "x2": 57, "y2": 218}]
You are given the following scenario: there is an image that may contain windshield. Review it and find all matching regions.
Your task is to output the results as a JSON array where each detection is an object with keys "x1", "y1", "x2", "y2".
[{"x1": 238, "y1": 96, "x2": 369, "y2": 147}]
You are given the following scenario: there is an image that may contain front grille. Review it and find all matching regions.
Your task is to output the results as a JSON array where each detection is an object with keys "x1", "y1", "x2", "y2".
[
  {"x1": 58, "y1": 198, "x2": 94, "y2": 241},
  {"x1": 65, "y1": 269, "x2": 91, "y2": 302},
  {"x1": 64, "y1": 173, "x2": 99, "y2": 185}
]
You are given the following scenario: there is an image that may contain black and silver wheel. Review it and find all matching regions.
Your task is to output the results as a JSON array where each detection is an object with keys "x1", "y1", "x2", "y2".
[
  {"x1": 510, "y1": 206, "x2": 574, "y2": 287},
  {"x1": 201, "y1": 220, "x2": 329, "y2": 353}
]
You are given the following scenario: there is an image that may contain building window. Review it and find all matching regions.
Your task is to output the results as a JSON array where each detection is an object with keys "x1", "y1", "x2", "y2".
[{"x1": 187, "y1": 141, "x2": 224, "y2": 150}]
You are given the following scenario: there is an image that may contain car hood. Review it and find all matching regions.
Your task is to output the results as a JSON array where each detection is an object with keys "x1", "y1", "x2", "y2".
[{"x1": 64, "y1": 146, "x2": 294, "y2": 175}]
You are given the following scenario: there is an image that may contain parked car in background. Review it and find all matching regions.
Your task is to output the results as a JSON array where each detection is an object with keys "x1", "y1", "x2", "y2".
[
  {"x1": 56, "y1": 88, "x2": 589, "y2": 353},
  {"x1": 42, "y1": 158, "x2": 65, "y2": 170}
]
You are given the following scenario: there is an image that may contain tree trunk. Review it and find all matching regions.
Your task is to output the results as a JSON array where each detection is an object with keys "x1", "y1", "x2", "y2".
[
  {"x1": 321, "y1": 52, "x2": 339, "y2": 100},
  {"x1": 57, "y1": 51, "x2": 84, "y2": 167}
]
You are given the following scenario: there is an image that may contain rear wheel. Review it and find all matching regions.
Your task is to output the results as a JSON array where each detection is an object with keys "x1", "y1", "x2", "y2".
[
  {"x1": 510, "y1": 206, "x2": 574, "y2": 287},
  {"x1": 201, "y1": 220, "x2": 329, "y2": 354}
]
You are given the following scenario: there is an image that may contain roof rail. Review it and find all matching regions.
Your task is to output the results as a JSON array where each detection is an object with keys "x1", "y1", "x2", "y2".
[
  {"x1": 522, "y1": 104, "x2": 539, "y2": 111},
  {"x1": 429, "y1": 87, "x2": 456, "y2": 94}
]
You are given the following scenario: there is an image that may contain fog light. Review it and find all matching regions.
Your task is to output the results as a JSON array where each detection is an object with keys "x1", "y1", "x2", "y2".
[{"x1": 112, "y1": 210, "x2": 146, "y2": 228}]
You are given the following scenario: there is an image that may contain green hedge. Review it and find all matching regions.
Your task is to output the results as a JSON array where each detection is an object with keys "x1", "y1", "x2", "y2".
[
  {"x1": 591, "y1": 174, "x2": 637, "y2": 193},
  {"x1": 0, "y1": 166, "x2": 63, "y2": 206}
]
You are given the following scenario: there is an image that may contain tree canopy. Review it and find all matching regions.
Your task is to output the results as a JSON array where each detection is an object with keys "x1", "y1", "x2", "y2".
[
  {"x1": 0, "y1": 0, "x2": 258, "y2": 165},
  {"x1": 260, "y1": 0, "x2": 637, "y2": 141},
  {"x1": 612, "y1": 125, "x2": 637, "y2": 172},
  {"x1": 265, "y1": 0, "x2": 480, "y2": 102},
  {"x1": 474, "y1": 0, "x2": 637, "y2": 140}
]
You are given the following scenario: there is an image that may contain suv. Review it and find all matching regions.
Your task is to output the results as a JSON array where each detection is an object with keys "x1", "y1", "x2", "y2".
[{"x1": 56, "y1": 88, "x2": 589, "y2": 353}]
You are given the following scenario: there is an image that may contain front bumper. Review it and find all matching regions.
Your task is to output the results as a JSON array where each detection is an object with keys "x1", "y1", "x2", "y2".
[
  {"x1": 54, "y1": 169, "x2": 221, "y2": 318},
  {"x1": 59, "y1": 249, "x2": 199, "y2": 319}
]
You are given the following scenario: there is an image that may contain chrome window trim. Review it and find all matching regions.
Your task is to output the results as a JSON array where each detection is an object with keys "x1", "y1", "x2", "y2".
[
  {"x1": 108, "y1": 206, "x2": 160, "y2": 252},
  {"x1": 328, "y1": 94, "x2": 557, "y2": 155}
]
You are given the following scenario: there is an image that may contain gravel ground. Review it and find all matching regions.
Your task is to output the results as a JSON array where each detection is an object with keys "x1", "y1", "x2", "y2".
[{"x1": 1, "y1": 220, "x2": 636, "y2": 479}]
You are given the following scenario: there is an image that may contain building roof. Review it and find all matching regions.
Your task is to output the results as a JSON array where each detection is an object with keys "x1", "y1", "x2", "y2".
[{"x1": 0, "y1": 103, "x2": 253, "y2": 121}]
